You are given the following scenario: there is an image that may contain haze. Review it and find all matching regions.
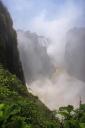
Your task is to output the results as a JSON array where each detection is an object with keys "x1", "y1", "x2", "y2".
[{"x1": 3, "y1": 0, "x2": 85, "y2": 110}]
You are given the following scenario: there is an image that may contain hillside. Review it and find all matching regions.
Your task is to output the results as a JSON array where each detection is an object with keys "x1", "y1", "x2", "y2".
[
  {"x1": 0, "y1": 65, "x2": 58, "y2": 128},
  {"x1": 0, "y1": 65, "x2": 85, "y2": 127}
]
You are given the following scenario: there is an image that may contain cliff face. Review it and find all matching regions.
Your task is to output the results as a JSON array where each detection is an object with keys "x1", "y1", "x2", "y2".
[
  {"x1": 65, "y1": 28, "x2": 85, "y2": 81},
  {"x1": 0, "y1": 1, "x2": 25, "y2": 84},
  {"x1": 17, "y1": 30, "x2": 54, "y2": 83}
]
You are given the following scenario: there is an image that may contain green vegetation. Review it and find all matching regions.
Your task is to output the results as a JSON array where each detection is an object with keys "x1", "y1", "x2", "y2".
[
  {"x1": 0, "y1": 1, "x2": 85, "y2": 128},
  {"x1": 55, "y1": 104, "x2": 85, "y2": 128},
  {"x1": 0, "y1": 65, "x2": 85, "y2": 128},
  {"x1": 0, "y1": 66, "x2": 58, "y2": 128}
]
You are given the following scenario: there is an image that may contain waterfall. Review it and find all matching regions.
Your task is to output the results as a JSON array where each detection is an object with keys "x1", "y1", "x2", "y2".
[{"x1": 17, "y1": 29, "x2": 85, "y2": 110}]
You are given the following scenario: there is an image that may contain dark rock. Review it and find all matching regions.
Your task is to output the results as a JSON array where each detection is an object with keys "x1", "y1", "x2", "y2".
[{"x1": 0, "y1": 1, "x2": 25, "y2": 84}]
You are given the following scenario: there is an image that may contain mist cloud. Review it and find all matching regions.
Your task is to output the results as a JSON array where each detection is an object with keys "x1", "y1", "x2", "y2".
[
  {"x1": 29, "y1": 1, "x2": 82, "y2": 65},
  {"x1": 28, "y1": 71, "x2": 85, "y2": 110},
  {"x1": 17, "y1": 0, "x2": 85, "y2": 110}
]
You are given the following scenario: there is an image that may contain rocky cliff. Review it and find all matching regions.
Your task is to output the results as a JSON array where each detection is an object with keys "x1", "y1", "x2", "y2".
[
  {"x1": 0, "y1": 1, "x2": 25, "y2": 84},
  {"x1": 65, "y1": 28, "x2": 85, "y2": 81}
]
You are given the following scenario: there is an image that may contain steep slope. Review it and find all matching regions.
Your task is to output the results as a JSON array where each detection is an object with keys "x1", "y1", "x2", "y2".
[
  {"x1": 0, "y1": 1, "x2": 25, "y2": 84},
  {"x1": 0, "y1": 65, "x2": 58, "y2": 128}
]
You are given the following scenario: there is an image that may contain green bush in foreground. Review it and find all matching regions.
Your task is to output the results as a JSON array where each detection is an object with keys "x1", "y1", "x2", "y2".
[
  {"x1": 55, "y1": 104, "x2": 85, "y2": 128},
  {"x1": 0, "y1": 66, "x2": 85, "y2": 128},
  {"x1": 0, "y1": 67, "x2": 58, "y2": 128}
]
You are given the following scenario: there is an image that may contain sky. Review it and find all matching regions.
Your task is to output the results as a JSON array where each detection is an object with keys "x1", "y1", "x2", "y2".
[
  {"x1": 2, "y1": 0, "x2": 85, "y2": 31},
  {"x1": 2, "y1": 0, "x2": 85, "y2": 67}
]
